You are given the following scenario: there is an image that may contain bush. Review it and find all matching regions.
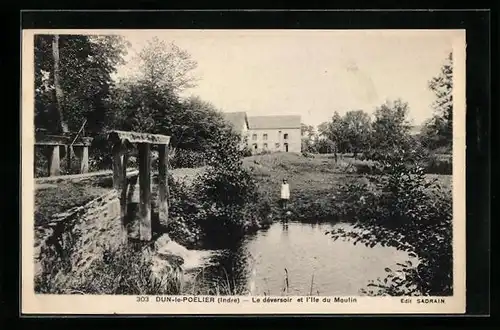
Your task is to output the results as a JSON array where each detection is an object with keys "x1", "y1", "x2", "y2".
[
  {"x1": 170, "y1": 149, "x2": 208, "y2": 169},
  {"x1": 330, "y1": 149, "x2": 453, "y2": 296},
  {"x1": 193, "y1": 157, "x2": 260, "y2": 243},
  {"x1": 164, "y1": 127, "x2": 270, "y2": 247},
  {"x1": 302, "y1": 152, "x2": 315, "y2": 158},
  {"x1": 35, "y1": 244, "x2": 182, "y2": 295},
  {"x1": 354, "y1": 163, "x2": 382, "y2": 175},
  {"x1": 424, "y1": 153, "x2": 452, "y2": 175},
  {"x1": 166, "y1": 176, "x2": 203, "y2": 248},
  {"x1": 361, "y1": 145, "x2": 452, "y2": 175},
  {"x1": 242, "y1": 147, "x2": 253, "y2": 157}
]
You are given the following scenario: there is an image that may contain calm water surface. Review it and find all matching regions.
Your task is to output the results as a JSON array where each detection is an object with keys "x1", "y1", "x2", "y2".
[{"x1": 194, "y1": 220, "x2": 416, "y2": 296}]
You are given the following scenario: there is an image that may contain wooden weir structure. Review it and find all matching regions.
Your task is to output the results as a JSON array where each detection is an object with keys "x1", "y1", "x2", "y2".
[
  {"x1": 107, "y1": 130, "x2": 171, "y2": 242},
  {"x1": 35, "y1": 130, "x2": 171, "y2": 243},
  {"x1": 35, "y1": 132, "x2": 93, "y2": 176}
]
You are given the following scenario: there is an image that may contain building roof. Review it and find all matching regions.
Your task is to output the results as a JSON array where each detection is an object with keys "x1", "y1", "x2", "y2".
[
  {"x1": 222, "y1": 112, "x2": 248, "y2": 130},
  {"x1": 248, "y1": 115, "x2": 301, "y2": 129}
]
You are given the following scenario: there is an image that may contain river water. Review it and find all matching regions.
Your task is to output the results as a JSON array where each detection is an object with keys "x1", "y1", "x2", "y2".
[{"x1": 190, "y1": 220, "x2": 417, "y2": 296}]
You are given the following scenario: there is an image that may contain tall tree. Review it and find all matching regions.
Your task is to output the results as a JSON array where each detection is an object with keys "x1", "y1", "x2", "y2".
[
  {"x1": 371, "y1": 99, "x2": 412, "y2": 154},
  {"x1": 343, "y1": 110, "x2": 372, "y2": 158},
  {"x1": 318, "y1": 111, "x2": 345, "y2": 153},
  {"x1": 51, "y1": 35, "x2": 68, "y2": 133},
  {"x1": 301, "y1": 123, "x2": 317, "y2": 153},
  {"x1": 134, "y1": 37, "x2": 198, "y2": 92},
  {"x1": 109, "y1": 39, "x2": 234, "y2": 155},
  {"x1": 109, "y1": 38, "x2": 198, "y2": 136},
  {"x1": 35, "y1": 34, "x2": 129, "y2": 134},
  {"x1": 424, "y1": 52, "x2": 453, "y2": 151}
]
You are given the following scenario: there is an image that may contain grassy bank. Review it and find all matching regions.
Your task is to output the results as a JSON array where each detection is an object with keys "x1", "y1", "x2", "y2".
[
  {"x1": 244, "y1": 152, "x2": 451, "y2": 221},
  {"x1": 245, "y1": 152, "x2": 452, "y2": 296},
  {"x1": 36, "y1": 151, "x2": 452, "y2": 296},
  {"x1": 35, "y1": 181, "x2": 110, "y2": 226}
]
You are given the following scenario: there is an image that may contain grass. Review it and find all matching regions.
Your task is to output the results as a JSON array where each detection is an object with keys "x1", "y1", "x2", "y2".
[
  {"x1": 245, "y1": 153, "x2": 372, "y2": 220},
  {"x1": 243, "y1": 152, "x2": 452, "y2": 220},
  {"x1": 35, "y1": 152, "x2": 452, "y2": 295},
  {"x1": 35, "y1": 244, "x2": 183, "y2": 295},
  {"x1": 34, "y1": 181, "x2": 110, "y2": 226}
]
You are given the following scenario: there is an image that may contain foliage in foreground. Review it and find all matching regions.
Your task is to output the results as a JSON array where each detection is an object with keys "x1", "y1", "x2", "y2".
[
  {"x1": 165, "y1": 127, "x2": 272, "y2": 249},
  {"x1": 330, "y1": 148, "x2": 453, "y2": 296},
  {"x1": 35, "y1": 245, "x2": 182, "y2": 295}
]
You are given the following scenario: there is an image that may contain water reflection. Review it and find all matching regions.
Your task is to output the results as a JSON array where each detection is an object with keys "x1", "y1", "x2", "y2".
[{"x1": 197, "y1": 220, "x2": 417, "y2": 296}]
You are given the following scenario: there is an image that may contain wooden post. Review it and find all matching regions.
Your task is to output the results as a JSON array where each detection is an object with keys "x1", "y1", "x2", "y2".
[
  {"x1": 112, "y1": 142, "x2": 127, "y2": 243},
  {"x1": 120, "y1": 152, "x2": 129, "y2": 243},
  {"x1": 138, "y1": 143, "x2": 152, "y2": 241},
  {"x1": 73, "y1": 146, "x2": 89, "y2": 174},
  {"x1": 66, "y1": 145, "x2": 72, "y2": 173},
  {"x1": 112, "y1": 142, "x2": 124, "y2": 191},
  {"x1": 80, "y1": 146, "x2": 89, "y2": 173},
  {"x1": 157, "y1": 144, "x2": 169, "y2": 228},
  {"x1": 47, "y1": 145, "x2": 61, "y2": 176}
]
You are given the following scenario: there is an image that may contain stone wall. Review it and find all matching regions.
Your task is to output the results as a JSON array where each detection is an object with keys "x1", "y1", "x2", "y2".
[
  {"x1": 34, "y1": 167, "x2": 206, "y2": 280},
  {"x1": 34, "y1": 189, "x2": 123, "y2": 277}
]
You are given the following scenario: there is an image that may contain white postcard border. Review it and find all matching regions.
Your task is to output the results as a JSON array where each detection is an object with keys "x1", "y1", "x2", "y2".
[{"x1": 21, "y1": 29, "x2": 466, "y2": 315}]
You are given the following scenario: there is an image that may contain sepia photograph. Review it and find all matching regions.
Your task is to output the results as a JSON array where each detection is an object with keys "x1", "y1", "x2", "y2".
[{"x1": 22, "y1": 28, "x2": 466, "y2": 314}]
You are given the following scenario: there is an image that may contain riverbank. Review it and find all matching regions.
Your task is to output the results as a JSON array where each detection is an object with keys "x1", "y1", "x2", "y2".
[
  {"x1": 243, "y1": 152, "x2": 451, "y2": 221},
  {"x1": 240, "y1": 151, "x2": 453, "y2": 296},
  {"x1": 35, "y1": 151, "x2": 452, "y2": 295}
]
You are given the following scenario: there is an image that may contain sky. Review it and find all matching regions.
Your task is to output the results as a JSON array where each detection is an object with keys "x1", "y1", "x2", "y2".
[{"x1": 113, "y1": 30, "x2": 456, "y2": 127}]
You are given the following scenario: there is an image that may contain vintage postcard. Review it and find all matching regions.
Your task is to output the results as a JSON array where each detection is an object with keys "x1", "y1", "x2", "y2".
[{"x1": 22, "y1": 28, "x2": 466, "y2": 314}]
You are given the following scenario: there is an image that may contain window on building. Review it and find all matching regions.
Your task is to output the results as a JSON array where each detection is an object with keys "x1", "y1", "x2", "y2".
[
  {"x1": 275, "y1": 143, "x2": 280, "y2": 149},
  {"x1": 253, "y1": 143, "x2": 258, "y2": 150},
  {"x1": 284, "y1": 133, "x2": 289, "y2": 140},
  {"x1": 263, "y1": 133, "x2": 268, "y2": 141},
  {"x1": 263, "y1": 143, "x2": 268, "y2": 149},
  {"x1": 252, "y1": 134, "x2": 257, "y2": 141},
  {"x1": 278, "y1": 131, "x2": 282, "y2": 139}
]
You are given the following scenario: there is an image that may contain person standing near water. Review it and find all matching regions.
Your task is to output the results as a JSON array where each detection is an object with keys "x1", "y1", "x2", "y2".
[{"x1": 281, "y1": 178, "x2": 290, "y2": 210}]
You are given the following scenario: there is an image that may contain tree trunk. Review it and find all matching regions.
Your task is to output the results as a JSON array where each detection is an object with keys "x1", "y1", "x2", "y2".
[{"x1": 52, "y1": 35, "x2": 69, "y2": 133}]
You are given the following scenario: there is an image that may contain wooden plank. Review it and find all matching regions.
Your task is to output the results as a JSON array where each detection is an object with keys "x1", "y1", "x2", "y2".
[
  {"x1": 138, "y1": 143, "x2": 152, "y2": 241},
  {"x1": 35, "y1": 134, "x2": 93, "y2": 146},
  {"x1": 35, "y1": 169, "x2": 138, "y2": 184},
  {"x1": 112, "y1": 142, "x2": 129, "y2": 243},
  {"x1": 157, "y1": 144, "x2": 169, "y2": 228},
  {"x1": 48, "y1": 146, "x2": 61, "y2": 176},
  {"x1": 107, "y1": 130, "x2": 171, "y2": 145},
  {"x1": 112, "y1": 142, "x2": 124, "y2": 191}
]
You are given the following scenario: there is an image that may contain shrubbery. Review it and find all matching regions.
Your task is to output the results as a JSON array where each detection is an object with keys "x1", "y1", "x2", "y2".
[
  {"x1": 35, "y1": 244, "x2": 182, "y2": 295},
  {"x1": 170, "y1": 149, "x2": 207, "y2": 169},
  {"x1": 165, "y1": 176, "x2": 204, "y2": 248},
  {"x1": 166, "y1": 128, "x2": 271, "y2": 248},
  {"x1": 330, "y1": 148, "x2": 453, "y2": 296},
  {"x1": 241, "y1": 147, "x2": 253, "y2": 157}
]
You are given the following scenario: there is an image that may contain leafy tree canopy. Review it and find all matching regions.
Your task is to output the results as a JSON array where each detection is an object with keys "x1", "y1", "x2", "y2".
[{"x1": 34, "y1": 34, "x2": 130, "y2": 133}]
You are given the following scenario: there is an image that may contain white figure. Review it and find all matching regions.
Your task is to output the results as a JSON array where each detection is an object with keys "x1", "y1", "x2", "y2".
[{"x1": 281, "y1": 178, "x2": 290, "y2": 209}]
